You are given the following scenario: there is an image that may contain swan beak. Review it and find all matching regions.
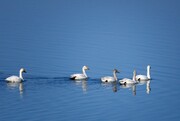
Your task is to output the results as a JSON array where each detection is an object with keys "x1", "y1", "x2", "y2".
[
  {"x1": 23, "y1": 70, "x2": 27, "y2": 73},
  {"x1": 115, "y1": 70, "x2": 120, "y2": 73}
]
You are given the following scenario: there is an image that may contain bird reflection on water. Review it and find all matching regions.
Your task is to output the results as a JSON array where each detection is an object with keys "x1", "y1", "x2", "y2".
[
  {"x1": 6, "y1": 82, "x2": 24, "y2": 96},
  {"x1": 101, "y1": 82, "x2": 119, "y2": 93},
  {"x1": 72, "y1": 79, "x2": 88, "y2": 93},
  {"x1": 146, "y1": 80, "x2": 151, "y2": 94},
  {"x1": 137, "y1": 80, "x2": 151, "y2": 94},
  {"x1": 120, "y1": 80, "x2": 151, "y2": 95},
  {"x1": 4, "y1": 75, "x2": 151, "y2": 96},
  {"x1": 120, "y1": 84, "x2": 136, "y2": 96},
  {"x1": 71, "y1": 78, "x2": 146, "y2": 94}
]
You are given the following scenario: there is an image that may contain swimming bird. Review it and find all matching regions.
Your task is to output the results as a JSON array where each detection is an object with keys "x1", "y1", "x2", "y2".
[
  {"x1": 136, "y1": 65, "x2": 151, "y2": 81},
  {"x1": 5, "y1": 68, "x2": 27, "y2": 83},
  {"x1": 101, "y1": 69, "x2": 119, "y2": 83},
  {"x1": 70, "y1": 66, "x2": 90, "y2": 80},
  {"x1": 119, "y1": 70, "x2": 137, "y2": 85}
]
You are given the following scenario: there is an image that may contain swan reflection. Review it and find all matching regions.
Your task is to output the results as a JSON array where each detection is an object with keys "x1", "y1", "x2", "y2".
[
  {"x1": 120, "y1": 84, "x2": 136, "y2": 96},
  {"x1": 138, "y1": 80, "x2": 151, "y2": 94},
  {"x1": 73, "y1": 79, "x2": 88, "y2": 93},
  {"x1": 101, "y1": 82, "x2": 118, "y2": 92},
  {"x1": 146, "y1": 80, "x2": 151, "y2": 94},
  {"x1": 112, "y1": 84, "x2": 118, "y2": 92},
  {"x1": 19, "y1": 83, "x2": 24, "y2": 94},
  {"x1": 6, "y1": 82, "x2": 24, "y2": 95}
]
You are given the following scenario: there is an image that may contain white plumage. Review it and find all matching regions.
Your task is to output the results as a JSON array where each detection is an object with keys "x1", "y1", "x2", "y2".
[
  {"x1": 119, "y1": 70, "x2": 137, "y2": 85},
  {"x1": 136, "y1": 65, "x2": 151, "y2": 81},
  {"x1": 101, "y1": 69, "x2": 119, "y2": 83},
  {"x1": 70, "y1": 66, "x2": 89, "y2": 80},
  {"x1": 5, "y1": 68, "x2": 27, "y2": 83}
]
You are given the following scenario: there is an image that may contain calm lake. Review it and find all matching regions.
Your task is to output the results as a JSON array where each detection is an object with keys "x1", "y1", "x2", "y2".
[{"x1": 0, "y1": 0, "x2": 180, "y2": 121}]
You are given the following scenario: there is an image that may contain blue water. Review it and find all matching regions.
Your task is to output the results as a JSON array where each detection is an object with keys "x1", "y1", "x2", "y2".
[{"x1": 0, "y1": 0, "x2": 180, "y2": 121}]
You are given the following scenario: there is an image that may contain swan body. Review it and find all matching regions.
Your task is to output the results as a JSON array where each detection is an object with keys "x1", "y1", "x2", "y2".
[
  {"x1": 119, "y1": 70, "x2": 137, "y2": 85},
  {"x1": 136, "y1": 75, "x2": 148, "y2": 81},
  {"x1": 5, "y1": 68, "x2": 27, "y2": 83},
  {"x1": 101, "y1": 69, "x2": 119, "y2": 83},
  {"x1": 70, "y1": 66, "x2": 89, "y2": 80},
  {"x1": 119, "y1": 78, "x2": 136, "y2": 85},
  {"x1": 136, "y1": 65, "x2": 151, "y2": 81},
  {"x1": 101, "y1": 76, "x2": 115, "y2": 82}
]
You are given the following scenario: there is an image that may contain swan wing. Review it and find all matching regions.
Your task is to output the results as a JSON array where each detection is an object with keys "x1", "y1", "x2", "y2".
[
  {"x1": 119, "y1": 78, "x2": 129, "y2": 84},
  {"x1": 101, "y1": 76, "x2": 115, "y2": 82},
  {"x1": 5, "y1": 76, "x2": 22, "y2": 83},
  {"x1": 119, "y1": 78, "x2": 136, "y2": 85},
  {"x1": 70, "y1": 74, "x2": 87, "y2": 80},
  {"x1": 136, "y1": 75, "x2": 148, "y2": 81}
]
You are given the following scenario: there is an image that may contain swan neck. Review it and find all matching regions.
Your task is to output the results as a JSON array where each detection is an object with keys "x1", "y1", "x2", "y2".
[
  {"x1": 113, "y1": 72, "x2": 118, "y2": 81},
  {"x1": 82, "y1": 68, "x2": 87, "y2": 77},
  {"x1": 19, "y1": 70, "x2": 24, "y2": 80},
  {"x1": 147, "y1": 67, "x2": 151, "y2": 79},
  {"x1": 133, "y1": 72, "x2": 136, "y2": 81}
]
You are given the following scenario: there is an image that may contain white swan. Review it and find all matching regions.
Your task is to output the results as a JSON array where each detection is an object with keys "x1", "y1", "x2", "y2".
[
  {"x1": 70, "y1": 66, "x2": 89, "y2": 80},
  {"x1": 101, "y1": 69, "x2": 119, "y2": 83},
  {"x1": 5, "y1": 68, "x2": 27, "y2": 83},
  {"x1": 136, "y1": 65, "x2": 151, "y2": 81},
  {"x1": 119, "y1": 70, "x2": 137, "y2": 85}
]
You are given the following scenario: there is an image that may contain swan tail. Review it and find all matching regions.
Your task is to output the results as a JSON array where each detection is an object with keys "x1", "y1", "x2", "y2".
[{"x1": 70, "y1": 76, "x2": 76, "y2": 80}]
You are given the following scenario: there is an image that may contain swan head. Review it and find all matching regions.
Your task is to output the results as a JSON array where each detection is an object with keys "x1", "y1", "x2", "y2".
[
  {"x1": 147, "y1": 65, "x2": 151, "y2": 69},
  {"x1": 113, "y1": 69, "x2": 120, "y2": 73},
  {"x1": 20, "y1": 68, "x2": 27, "y2": 73},
  {"x1": 83, "y1": 66, "x2": 89, "y2": 70}
]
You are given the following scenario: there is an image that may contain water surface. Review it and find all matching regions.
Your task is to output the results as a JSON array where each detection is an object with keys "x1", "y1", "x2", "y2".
[{"x1": 0, "y1": 0, "x2": 180, "y2": 121}]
